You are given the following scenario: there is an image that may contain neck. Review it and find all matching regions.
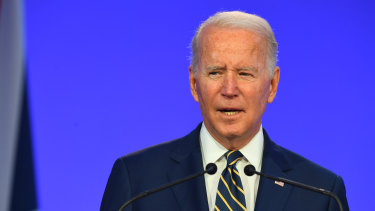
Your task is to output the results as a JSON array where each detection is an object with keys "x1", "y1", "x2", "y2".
[{"x1": 205, "y1": 124, "x2": 261, "y2": 150}]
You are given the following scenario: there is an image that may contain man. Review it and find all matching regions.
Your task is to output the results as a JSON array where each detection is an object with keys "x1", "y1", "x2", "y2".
[{"x1": 101, "y1": 11, "x2": 349, "y2": 211}]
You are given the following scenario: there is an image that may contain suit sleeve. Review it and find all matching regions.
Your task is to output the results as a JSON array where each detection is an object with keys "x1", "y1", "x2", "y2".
[
  {"x1": 328, "y1": 175, "x2": 349, "y2": 211},
  {"x1": 101, "y1": 159, "x2": 133, "y2": 211}
]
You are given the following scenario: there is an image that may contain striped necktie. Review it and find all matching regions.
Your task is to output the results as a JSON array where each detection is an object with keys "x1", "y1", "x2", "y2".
[{"x1": 215, "y1": 150, "x2": 247, "y2": 211}]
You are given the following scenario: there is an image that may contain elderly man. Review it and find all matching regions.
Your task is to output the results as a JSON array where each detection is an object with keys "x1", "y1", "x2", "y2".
[{"x1": 101, "y1": 11, "x2": 349, "y2": 211}]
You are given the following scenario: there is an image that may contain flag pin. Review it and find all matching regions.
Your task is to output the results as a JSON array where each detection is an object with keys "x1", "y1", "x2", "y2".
[{"x1": 275, "y1": 180, "x2": 284, "y2": 187}]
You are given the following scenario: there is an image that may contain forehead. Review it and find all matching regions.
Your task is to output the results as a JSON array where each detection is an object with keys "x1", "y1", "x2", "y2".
[
  {"x1": 199, "y1": 26, "x2": 266, "y2": 52},
  {"x1": 198, "y1": 26, "x2": 267, "y2": 66}
]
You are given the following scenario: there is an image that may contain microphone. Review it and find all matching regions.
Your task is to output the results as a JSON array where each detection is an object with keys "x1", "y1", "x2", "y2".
[
  {"x1": 244, "y1": 165, "x2": 344, "y2": 211},
  {"x1": 118, "y1": 163, "x2": 217, "y2": 211}
]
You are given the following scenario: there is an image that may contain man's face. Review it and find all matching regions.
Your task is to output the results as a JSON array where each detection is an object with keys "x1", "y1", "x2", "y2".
[{"x1": 189, "y1": 26, "x2": 280, "y2": 149}]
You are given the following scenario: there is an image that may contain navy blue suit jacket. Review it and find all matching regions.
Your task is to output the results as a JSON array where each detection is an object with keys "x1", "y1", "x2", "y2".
[{"x1": 101, "y1": 124, "x2": 349, "y2": 211}]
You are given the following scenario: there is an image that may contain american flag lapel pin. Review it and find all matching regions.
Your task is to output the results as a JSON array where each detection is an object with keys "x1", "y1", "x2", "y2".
[{"x1": 275, "y1": 180, "x2": 284, "y2": 187}]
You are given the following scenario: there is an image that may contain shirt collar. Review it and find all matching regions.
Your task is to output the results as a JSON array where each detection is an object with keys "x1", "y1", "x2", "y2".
[{"x1": 200, "y1": 123, "x2": 264, "y2": 169}]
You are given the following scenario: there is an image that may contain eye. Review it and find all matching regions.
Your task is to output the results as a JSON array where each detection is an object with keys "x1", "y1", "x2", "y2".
[
  {"x1": 208, "y1": 71, "x2": 222, "y2": 79},
  {"x1": 239, "y1": 72, "x2": 254, "y2": 77},
  {"x1": 239, "y1": 72, "x2": 250, "y2": 76},
  {"x1": 209, "y1": 71, "x2": 219, "y2": 75}
]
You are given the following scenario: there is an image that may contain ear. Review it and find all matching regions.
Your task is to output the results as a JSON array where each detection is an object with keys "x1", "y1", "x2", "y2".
[
  {"x1": 189, "y1": 66, "x2": 199, "y2": 102},
  {"x1": 267, "y1": 66, "x2": 280, "y2": 103}
]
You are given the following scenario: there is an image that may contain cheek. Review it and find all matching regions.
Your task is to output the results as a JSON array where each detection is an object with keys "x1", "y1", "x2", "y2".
[
  {"x1": 244, "y1": 83, "x2": 270, "y2": 107},
  {"x1": 193, "y1": 78, "x2": 203, "y2": 99},
  {"x1": 256, "y1": 79, "x2": 271, "y2": 99},
  {"x1": 195, "y1": 82, "x2": 204, "y2": 101},
  {"x1": 197, "y1": 83, "x2": 219, "y2": 112},
  {"x1": 197, "y1": 80, "x2": 212, "y2": 99},
  {"x1": 195, "y1": 82, "x2": 209, "y2": 105}
]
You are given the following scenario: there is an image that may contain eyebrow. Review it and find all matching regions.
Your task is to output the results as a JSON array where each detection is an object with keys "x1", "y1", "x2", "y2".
[
  {"x1": 237, "y1": 66, "x2": 258, "y2": 72},
  {"x1": 206, "y1": 65, "x2": 227, "y2": 71},
  {"x1": 205, "y1": 65, "x2": 259, "y2": 73}
]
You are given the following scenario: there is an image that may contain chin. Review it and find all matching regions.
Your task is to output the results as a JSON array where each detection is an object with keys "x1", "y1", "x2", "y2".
[{"x1": 217, "y1": 125, "x2": 245, "y2": 139}]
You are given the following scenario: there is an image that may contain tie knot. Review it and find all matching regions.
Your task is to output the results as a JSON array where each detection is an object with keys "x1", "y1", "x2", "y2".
[{"x1": 224, "y1": 150, "x2": 244, "y2": 166}]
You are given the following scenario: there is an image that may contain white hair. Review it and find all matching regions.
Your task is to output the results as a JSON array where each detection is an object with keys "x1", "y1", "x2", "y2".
[{"x1": 190, "y1": 11, "x2": 278, "y2": 77}]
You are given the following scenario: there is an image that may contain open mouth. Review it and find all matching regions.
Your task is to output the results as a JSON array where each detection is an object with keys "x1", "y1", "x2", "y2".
[{"x1": 219, "y1": 109, "x2": 242, "y2": 116}]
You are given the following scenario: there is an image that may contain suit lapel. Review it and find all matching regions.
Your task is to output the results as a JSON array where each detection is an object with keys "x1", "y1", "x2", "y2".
[
  {"x1": 166, "y1": 126, "x2": 294, "y2": 211},
  {"x1": 167, "y1": 124, "x2": 209, "y2": 211},
  {"x1": 255, "y1": 130, "x2": 293, "y2": 211}
]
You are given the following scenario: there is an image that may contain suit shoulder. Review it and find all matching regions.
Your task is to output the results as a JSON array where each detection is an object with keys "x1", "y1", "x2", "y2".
[
  {"x1": 117, "y1": 125, "x2": 201, "y2": 166},
  {"x1": 263, "y1": 130, "x2": 340, "y2": 182},
  {"x1": 278, "y1": 144, "x2": 342, "y2": 187},
  {"x1": 118, "y1": 137, "x2": 181, "y2": 163},
  {"x1": 273, "y1": 143, "x2": 349, "y2": 210}
]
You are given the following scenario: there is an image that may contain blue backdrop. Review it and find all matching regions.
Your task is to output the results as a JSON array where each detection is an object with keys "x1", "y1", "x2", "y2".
[{"x1": 25, "y1": 0, "x2": 375, "y2": 210}]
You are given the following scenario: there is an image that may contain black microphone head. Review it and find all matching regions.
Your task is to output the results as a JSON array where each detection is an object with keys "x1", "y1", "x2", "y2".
[
  {"x1": 244, "y1": 164, "x2": 256, "y2": 176},
  {"x1": 206, "y1": 163, "x2": 217, "y2": 175}
]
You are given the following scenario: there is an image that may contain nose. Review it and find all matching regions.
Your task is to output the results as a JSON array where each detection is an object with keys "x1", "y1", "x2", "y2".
[{"x1": 221, "y1": 72, "x2": 239, "y2": 98}]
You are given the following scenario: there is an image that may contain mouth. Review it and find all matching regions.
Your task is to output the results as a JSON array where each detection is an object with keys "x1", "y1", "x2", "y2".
[{"x1": 218, "y1": 108, "x2": 243, "y2": 116}]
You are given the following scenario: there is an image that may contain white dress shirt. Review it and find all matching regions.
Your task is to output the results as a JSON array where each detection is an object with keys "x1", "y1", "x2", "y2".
[{"x1": 200, "y1": 123, "x2": 264, "y2": 211}]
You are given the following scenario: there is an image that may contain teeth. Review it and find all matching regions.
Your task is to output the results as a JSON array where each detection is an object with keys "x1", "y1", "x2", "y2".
[{"x1": 223, "y1": 111, "x2": 238, "y2": 115}]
